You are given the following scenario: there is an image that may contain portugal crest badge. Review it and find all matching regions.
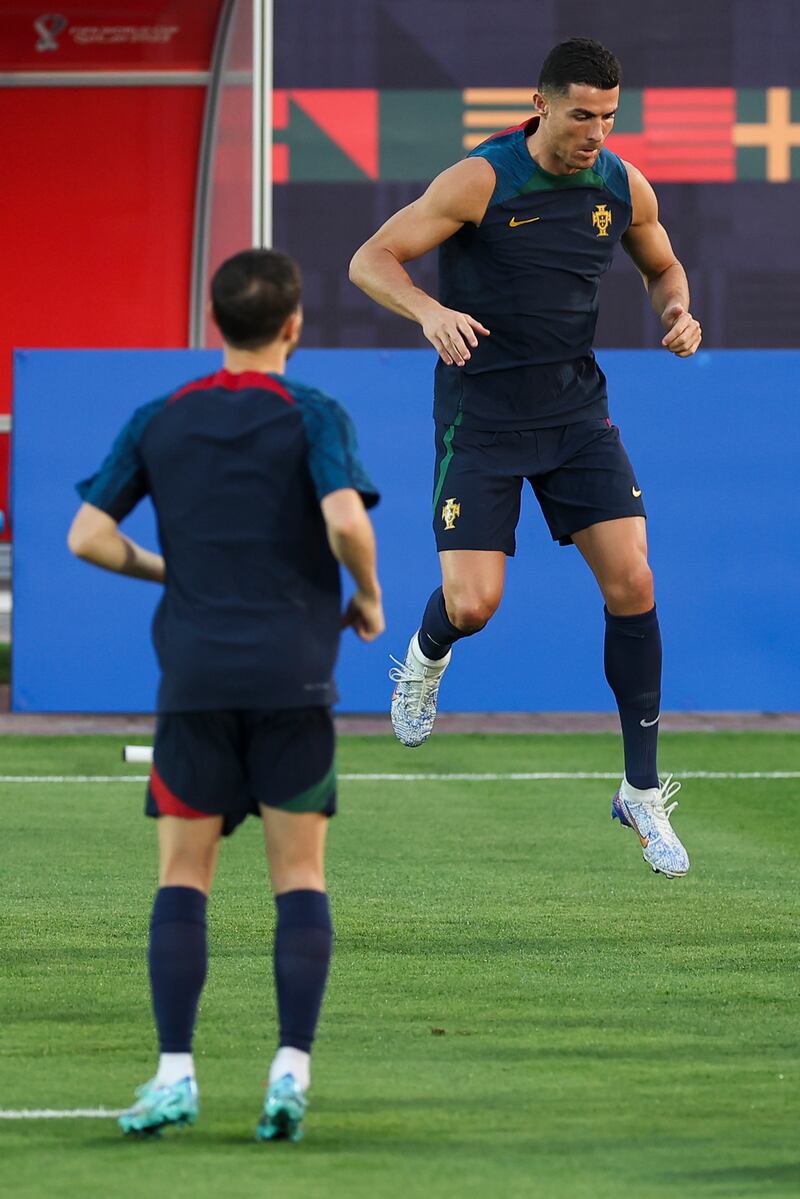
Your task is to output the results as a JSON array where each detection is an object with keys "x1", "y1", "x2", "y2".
[
  {"x1": 592, "y1": 203, "x2": 612, "y2": 237},
  {"x1": 441, "y1": 498, "x2": 461, "y2": 530}
]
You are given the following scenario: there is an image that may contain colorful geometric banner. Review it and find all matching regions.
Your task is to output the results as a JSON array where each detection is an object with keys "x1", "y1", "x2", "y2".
[{"x1": 272, "y1": 87, "x2": 800, "y2": 183}]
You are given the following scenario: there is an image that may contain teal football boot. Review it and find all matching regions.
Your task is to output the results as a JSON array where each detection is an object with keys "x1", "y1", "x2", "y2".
[
  {"x1": 256, "y1": 1074, "x2": 308, "y2": 1143},
  {"x1": 118, "y1": 1076, "x2": 198, "y2": 1136}
]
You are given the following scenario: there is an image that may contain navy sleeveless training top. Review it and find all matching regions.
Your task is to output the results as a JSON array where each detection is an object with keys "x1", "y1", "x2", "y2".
[{"x1": 434, "y1": 118, "x2": 632, "y2": 429}]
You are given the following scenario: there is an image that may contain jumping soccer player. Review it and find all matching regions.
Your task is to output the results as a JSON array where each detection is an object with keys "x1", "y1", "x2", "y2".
[
  {"x1": 350, "y1": 37, "x2": 700, "y2": 878},
  {"x1": 68, "y1": 249, "x2": 383, "y2": 1140}
]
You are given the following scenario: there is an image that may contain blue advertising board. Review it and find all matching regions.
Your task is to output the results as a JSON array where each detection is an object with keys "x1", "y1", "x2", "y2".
[{"x1": 11, "y1": 348, "x2": 800, "y2": 712}]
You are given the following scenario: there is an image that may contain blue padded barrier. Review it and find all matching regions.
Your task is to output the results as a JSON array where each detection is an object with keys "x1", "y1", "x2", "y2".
[{"x1": 11, "y1": 348, "x2": 800, "y2": 712}]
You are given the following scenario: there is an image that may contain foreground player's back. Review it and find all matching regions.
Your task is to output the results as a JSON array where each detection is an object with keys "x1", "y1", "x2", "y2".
[{"x1": 78, "y1": 366, "x2": 378, "y2": 712}]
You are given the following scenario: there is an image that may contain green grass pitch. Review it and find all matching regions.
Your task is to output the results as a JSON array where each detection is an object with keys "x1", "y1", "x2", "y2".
[{"x1": 1, "y1": 732, "x2": 799, "y2": 1198}]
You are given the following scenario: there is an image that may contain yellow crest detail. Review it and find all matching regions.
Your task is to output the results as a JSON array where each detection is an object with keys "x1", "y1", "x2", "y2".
[
  {"x1": 592, "y1": 203, "x2": 612, "y2": 237},
  {"x1": 441, "y1": 497, "x2": 461, "y2": 531}
]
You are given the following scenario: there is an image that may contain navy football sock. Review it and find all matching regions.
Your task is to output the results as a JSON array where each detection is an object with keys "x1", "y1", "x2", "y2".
[
  {"x1": 418, "y1": 587, "x2": 467, "y2": 660},
  {"x1": 148, "y1": 886, "x2": 208, "y2": 1054},
  {"x1": 274, "y1": 889, "x2": 333, "y2": 1054},
  {"x1": 604, "y1": 605, "x2": 662, "y2": 791}
]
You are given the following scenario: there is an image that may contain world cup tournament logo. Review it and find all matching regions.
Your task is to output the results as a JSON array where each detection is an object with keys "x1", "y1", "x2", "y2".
[{"x1": 34, "y1": 13, "x2": 68, "y2": 52}]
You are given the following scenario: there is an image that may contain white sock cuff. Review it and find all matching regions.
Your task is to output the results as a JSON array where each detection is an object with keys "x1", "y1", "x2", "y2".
[
  {"x1": 270, "y1": 1046, "x2": 311, "y2": 1091},
  {"x1": 623, "y1": 777, "x2": 658, "y2": 798},
  {"x1": 412, "y1": 632, "x2": 450, "y2": 669},
  {"x1": 155, "y1": 1053, "x2": 195, "y2": 1086}
]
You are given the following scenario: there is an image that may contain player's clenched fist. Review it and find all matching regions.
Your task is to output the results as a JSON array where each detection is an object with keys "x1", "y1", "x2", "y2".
[
  {"x1": 660, "y1": 304, "x2": 702, "y2": 358},
  {"x1": 342, "y1": 591, "x2": 385, "y2": 642},
  {"x1": 421, "y1": 304, "x2": 490, "y2": 367}
]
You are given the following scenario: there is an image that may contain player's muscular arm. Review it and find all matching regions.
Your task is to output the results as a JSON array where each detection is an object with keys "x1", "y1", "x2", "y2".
[
  {"x1": 349, "y1": 157, "x2": 495, "y2": 366},
  {"x1": 68, "y1": 503, "x2": 166, "y2": 582},
  {"x1": 622, "y1": 162, "x2": 702, "y2": 358},
  {"x1": 321, "y1": 488, "x2": 384, "y2": 642}
]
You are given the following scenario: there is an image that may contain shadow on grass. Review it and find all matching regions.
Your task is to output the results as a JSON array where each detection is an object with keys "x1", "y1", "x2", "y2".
[
  {"x1": 8, "y1": 1096, "x2": 529, "y2": 1158},
  {"x1": 666, "y1": 1161, "x2": 800, "y2": 1188},
  {"x1": 83, "y1": 1130, "x2": 536, "y2": 1160}
]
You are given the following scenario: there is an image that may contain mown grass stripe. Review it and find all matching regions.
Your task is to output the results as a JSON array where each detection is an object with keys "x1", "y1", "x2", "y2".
[{"x1": 1, "y1": 772, "x2": 798, "y2": 784}]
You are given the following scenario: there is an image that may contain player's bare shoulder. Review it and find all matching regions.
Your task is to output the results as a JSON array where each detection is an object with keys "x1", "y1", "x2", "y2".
[
  {"x1": 620, "y1": 159, "x2": 658, "y2": 227},
  {"x1": 420, "y1": 155, "x2": 497, "y2": 227},
  {"x1": 350, "y1": 155, "x2": 496, "y2": 270}
]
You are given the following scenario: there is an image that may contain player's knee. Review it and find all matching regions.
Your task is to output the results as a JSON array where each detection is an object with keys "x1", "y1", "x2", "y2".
[
  {"x1": 270, "y1": 847, "x2": 325, "y2": 894},
  {"x1": 447, "y1": 594, "x2": 499, "y2": 633},
  {"x1": 159, "y1": 838, "x2": 218, "y2": 892},
  {"x1": 605, "y1": 563, "x2": 654, "y2": 612},
  {"x1": 273, "y1": 866, "x2": 326, "y2": 894},
  {"x1": 159, "y1": 855, "x2": 215, "y2": 893}
]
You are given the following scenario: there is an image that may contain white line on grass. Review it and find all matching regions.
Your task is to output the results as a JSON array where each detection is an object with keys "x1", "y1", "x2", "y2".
[
  {"x1": 0, "y1": 776, "x2": 150, "y2": 783},
  {"x1": 343, "y1": 771, "x2": 800, "y2": 781},
  {"x1": 0, "y1": 1108, "x2": 122, "y2": 1119},
  {"x1": 0, "y1": 772, "x2": 798, "y2": 784}
]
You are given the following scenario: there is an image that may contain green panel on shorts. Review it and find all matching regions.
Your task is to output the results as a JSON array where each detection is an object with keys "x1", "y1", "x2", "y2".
[
  {"x1": 432, "y1": 411, "x2": 463, "y2": 512},
  {"x1": 281, "y1": 762, "x2": 337, "y2": 813}
]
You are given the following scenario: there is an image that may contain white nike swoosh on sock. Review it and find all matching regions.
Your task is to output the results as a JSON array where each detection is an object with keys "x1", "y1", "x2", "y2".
[{"x1": 640, "y1": 714, "x2": 660, "y2": 728}]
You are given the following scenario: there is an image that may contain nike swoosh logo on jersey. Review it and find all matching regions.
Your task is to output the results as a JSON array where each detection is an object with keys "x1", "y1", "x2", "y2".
[
  {"x1": 640, "y1": 714, "x2": 660, "y2": 728},
  {"x1": 632, "y1": 486, "x2": 642, "y2": 497},
  {"x1": 508, "y1": 216, "x2": 541, "y2": 227}
]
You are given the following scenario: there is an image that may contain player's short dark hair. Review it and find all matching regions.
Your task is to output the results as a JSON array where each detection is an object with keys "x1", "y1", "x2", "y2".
[
  {"x1": 211, "y1": 248, "x2": 302, "y2": 349},
  {"x1": 538, "y1": 37, "x2": 621, "y2": 95}
]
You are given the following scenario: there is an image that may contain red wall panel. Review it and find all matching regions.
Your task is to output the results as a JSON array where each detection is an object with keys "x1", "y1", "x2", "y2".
[{"x1": 0, "y1": 86, "x2": 205, "y2": 413}]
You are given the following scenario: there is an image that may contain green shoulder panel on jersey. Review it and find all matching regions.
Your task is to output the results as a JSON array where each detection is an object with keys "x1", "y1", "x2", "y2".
[
  {"x1": 519, "y1": 166, "x2": 604, "y2": 192},
  {"x1": 468, "y1": 122, "x2": 631, "y2": 211},
  {"x1": 518, "y1": 150, "x2": 631, "y2": 205},
  {"x1": 281, "y1": 375, "x2": 380, "y2": 510},
  {"x1": 76, "y1": 395, "x2": 168, "y2": 520}
]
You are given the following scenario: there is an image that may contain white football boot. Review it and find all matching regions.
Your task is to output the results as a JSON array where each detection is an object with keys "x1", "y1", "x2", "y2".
[
  {"x1": 388, "y1": 633, "x2": 451, "y2": 747},
  {"x1": 611, "y1": 775, "x2": 690, "y2": 878}
]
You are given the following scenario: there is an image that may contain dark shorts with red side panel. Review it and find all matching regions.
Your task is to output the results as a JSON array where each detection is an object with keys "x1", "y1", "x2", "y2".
[
  {"x1": 146, "y1": 707, "x2": 336, "y2": 836},
  {"x1": 432, "y1": 417, "x2": 646, "y2": 554}
]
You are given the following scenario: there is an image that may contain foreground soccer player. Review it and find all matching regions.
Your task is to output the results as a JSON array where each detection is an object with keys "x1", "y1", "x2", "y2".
[
  {"x1": 350, "y1": 38, "x2": 699, "y2": 879},
  {"x1": 68, "y1": 249, "x2": 383, "y2": 1139}
]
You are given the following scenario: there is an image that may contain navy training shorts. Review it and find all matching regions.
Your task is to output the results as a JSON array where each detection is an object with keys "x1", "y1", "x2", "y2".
[
  {"x1": 432, "y1": 417, "x2": 646, "y2": 554},
  {"x1": 146, "y1": 706, "x2": 336, "y2": 836}
]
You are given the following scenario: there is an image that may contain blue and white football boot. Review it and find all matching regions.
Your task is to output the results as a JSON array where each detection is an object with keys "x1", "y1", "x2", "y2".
[
  {"x1": 256, "y1": 1074, "x2": 308, "y2": 1143},
  {"x1": 612, "y1": 775, "x2": 689, "y2": 878},
  {"x1": 388, "y1": 633, "x2": 451, "y2": 747},
  {"x1": 118, "y1": 1076, "x2": 198, "y2": 1136}
]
